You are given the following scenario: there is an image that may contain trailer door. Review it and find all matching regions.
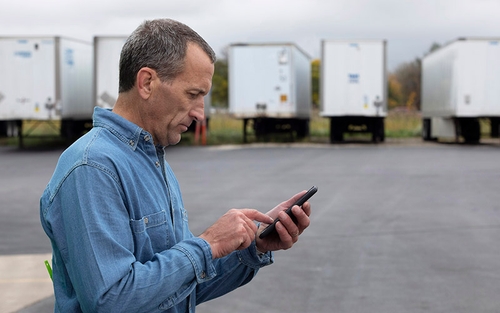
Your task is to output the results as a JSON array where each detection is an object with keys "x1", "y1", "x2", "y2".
[
  {"x1": 0, "y1": 38, "x2": 56, "y2": 120},
  {"x1": 322, "y1": 40, "x2": 385, "y2": 117},
  {"x1": 230, "y1": 45, "x2": 293, "y2": 117},
  {"x1": 485, "y1": 40, "x2": 500, "y2": 115}
]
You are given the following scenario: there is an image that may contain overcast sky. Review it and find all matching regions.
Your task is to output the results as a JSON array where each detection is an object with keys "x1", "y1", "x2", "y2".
[{"x1": 0, "y1": 0, "x2": 498, "y2": 70}]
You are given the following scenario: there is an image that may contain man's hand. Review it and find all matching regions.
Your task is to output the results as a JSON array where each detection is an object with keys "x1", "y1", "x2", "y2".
[
  {"x1": 256, "y1": 191, "x2": 312, "y2": 252},
  {"x1": 199, "y1": 209, "x2": 274, "y2": 259}
]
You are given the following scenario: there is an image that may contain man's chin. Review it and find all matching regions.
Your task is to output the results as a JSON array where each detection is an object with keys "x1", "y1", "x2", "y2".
[{"x1": 167, "y1": 134, "x2": 182, "y2": 146}]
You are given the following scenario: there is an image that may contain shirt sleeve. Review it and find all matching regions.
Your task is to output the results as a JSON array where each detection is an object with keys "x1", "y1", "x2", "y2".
[{"x1": 49, "y1": 164, "x2": 216, "y2": 312}]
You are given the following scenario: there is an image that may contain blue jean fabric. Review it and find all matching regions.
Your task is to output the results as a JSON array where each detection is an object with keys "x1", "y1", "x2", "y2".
[{"x1": 40, "y1": 107, "x2": 273, "y2": 312}]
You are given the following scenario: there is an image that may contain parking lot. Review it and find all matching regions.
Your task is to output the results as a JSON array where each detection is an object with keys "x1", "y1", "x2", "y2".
[{"x1": 2, "y1": 140, "x2": 500, "y2": 312}]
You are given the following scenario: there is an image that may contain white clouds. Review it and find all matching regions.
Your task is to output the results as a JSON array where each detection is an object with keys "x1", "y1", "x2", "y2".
[{"x1": 0, "y1": 0, "x2": 498, "y2": 70}]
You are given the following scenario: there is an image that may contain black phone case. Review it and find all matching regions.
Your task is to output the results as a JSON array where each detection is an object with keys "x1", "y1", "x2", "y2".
[{"x1": 259, "y1": 186, "x2": 317, "y2": 239}]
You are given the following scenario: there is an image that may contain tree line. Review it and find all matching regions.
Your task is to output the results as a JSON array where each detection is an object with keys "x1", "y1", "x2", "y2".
[{"x1": 210, "y1": 43, "x2": 441, "y2": 111}]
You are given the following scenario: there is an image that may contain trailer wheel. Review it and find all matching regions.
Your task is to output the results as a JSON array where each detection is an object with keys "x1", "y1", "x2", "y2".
[
  {"x1": 0, "y1": 121, "x2": 7, "y2": 137},
  {"x1": 371, "y1": 118, "x2": 385, "y2": 143},
  {"x1": 253, "y1": 118, "x2": 265, "y2": 139},
  {"x1": 295, "y1": 119, "x2": 309, "y2": 138},
  {"x1": 490, "y1": 117, "x2": 500, "y2": 138},
  {"x1": 422, "y1": 118, "x2": 433, "y2": 141},
  {"x1": 0, "y1": 121, "x2": 17, "y2": 137},
  {"x1": 459, "y1": 118, "x2": 480, "y2": 144},
  {"x1": 61, "y1": 119, "x2": 92, "y2": 142},
  {"x1": 329, "y1": 118, "x2": 343, "y2": 143},
  {"x1": 8, "y1": 121, "x2": 21, "y2": 137},
  {"x1": 61, "y1": 120, "x2": 79, "y2": 140},
  {"x1": 380, "y1": 121, "x2": 385, "y2": 142}
]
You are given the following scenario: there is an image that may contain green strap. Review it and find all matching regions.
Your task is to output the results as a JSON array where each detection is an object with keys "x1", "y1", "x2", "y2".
[{"x1": 44, "y1": 260, "x2": 53, "y2": 281}]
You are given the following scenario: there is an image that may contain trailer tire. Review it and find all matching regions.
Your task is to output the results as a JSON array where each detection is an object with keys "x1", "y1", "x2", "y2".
[
  {"x1": 490, "y1": 117, "x2": 500, "y2": 138},
  {"x1": 253, "y1": 118, "x2": 265, "y2": 139},
  {"x1": 0, "y1": 121, "x2": 17, "y2": 137},
  {"x1": 422, "y1": 118, "x2": 433, "y2": 141},
  {"x1": 61, "y1": 119, "x2": 92, "y2": 142},
  {"x1": 330, "y1": 118, "x2": 344, "y2": 143},
  {"x1": 0, "y1": 121, "x2": 7, "y2": 137},
  {"x1": 8, "y1": 121, "x2": 21, "y2": 137},
  {"x1": 296, "y1": 119, "x2": 309, "y2": 138},
  {"x1": 380, "y1": 122, "x2": 385, "y2": 142},
  {"x1": 371, "y1": 118, "x2": 385, "y2": 143},
  {"x1": 61, "y1": 120, "x2": 74, "y2": 140},
  {"x1": 459, "y1": 118, "x2": 480, "y2": 144}
]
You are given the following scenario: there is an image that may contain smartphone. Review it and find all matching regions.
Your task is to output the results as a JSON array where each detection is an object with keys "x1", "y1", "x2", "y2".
[{"x1": 259, "y1": 186, "x2": 317, "y2": 239}]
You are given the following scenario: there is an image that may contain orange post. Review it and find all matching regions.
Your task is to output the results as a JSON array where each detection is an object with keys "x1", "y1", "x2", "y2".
[
  {"x1": 194, "y1": 119, "x2": 207, "y2": 145},
  {"x1": 194, "y1": 121, "x2": 201, "y2": 144},
  {"x1": 201, "y1": 119, "x2": 207, "y2": 145}
]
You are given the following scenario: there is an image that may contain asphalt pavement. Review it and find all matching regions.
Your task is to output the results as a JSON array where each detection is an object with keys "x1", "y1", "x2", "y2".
[{"x1": 2, "y1": 138, "x2": 500, "y2": 312}]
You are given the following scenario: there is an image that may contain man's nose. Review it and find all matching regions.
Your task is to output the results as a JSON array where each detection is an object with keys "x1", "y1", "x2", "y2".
[{"x1": 190, "y1": 102, "x2": 205, "y2": 122}]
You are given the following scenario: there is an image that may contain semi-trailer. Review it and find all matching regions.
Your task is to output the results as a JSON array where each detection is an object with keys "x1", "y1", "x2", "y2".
[
  {"x1": 421, "y1": 38, "x2": 500, "y2": 143},
  {"x1": 228, "y1": 43, "x2": 312, "y2": 142},
  {"x1": 0, "y1": 36, "x2": 93, "y2": 146},
  {"x1": 320, "y1": 39, "x2": 387, "y2": 143}
]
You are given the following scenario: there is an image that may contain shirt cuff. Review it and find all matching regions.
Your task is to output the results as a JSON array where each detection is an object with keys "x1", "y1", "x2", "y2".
[
  {"x1": 237, "y1": 241, "x2": 274, "y2": 269},
  {"x1": 172, "y1": 237, "x2": 216, "y2": 283}
]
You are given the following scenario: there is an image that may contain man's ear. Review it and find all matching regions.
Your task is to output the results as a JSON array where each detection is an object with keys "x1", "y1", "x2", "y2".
[{"x1": 136, "y1": 67, "x2": 156, "y2": 100}]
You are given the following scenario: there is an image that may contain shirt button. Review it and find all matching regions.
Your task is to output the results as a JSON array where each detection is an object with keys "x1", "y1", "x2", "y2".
[
  {"x1": 200, "y1": 271, "x2": 206, "y2": 279},
  {"x1": 129, "y1": 140, "x2": 135, "y2": 146},
  {"x1": 144, "y1": 135, "x2": 150, "y2": 142},
  {"x1": 144, "y1": 217, "x2": 149, "y2": 224},
  {"x1": 155, "y1": 161, "x2": 160, "y2": 167}
]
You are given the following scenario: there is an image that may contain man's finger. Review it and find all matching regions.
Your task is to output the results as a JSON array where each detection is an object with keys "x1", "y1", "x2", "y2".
[{"x1": 240, "y1": 209, "x2": 274, "y2": 224}]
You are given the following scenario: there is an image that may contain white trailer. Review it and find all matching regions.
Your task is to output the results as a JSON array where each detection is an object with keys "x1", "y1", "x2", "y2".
[
  {"x1": 228, "y1": 43, "x2": 311, "y2": 142},
  {"x1": 321, "y1": 39, "x2": 387, "y2": 142},
  {"x1": 0, "y1": 36, "x2": 93, "y2": 144},
  {"x1": 421, "y1": 38, "x2": 500, "y2": 143}
]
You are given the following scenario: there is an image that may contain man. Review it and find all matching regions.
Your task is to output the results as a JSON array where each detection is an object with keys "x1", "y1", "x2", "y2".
[{"x1": 40, "y1": 18, "x2": 311, "y2": 312}]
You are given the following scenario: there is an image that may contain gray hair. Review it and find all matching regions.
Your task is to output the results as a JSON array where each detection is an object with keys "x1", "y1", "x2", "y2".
[{"x1": 119, "y1": 18, "x2": 216, "y2": 93}]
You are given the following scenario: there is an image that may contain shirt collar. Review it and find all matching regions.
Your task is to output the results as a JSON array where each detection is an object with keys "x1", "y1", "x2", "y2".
[{"x1": 92, "y1": 107, "x2": 146, "y2": 151}]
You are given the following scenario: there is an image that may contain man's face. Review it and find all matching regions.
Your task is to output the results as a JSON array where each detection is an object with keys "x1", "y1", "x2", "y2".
[{"x1": 147, "y1": 43, "x2": 214, "y2": 146}]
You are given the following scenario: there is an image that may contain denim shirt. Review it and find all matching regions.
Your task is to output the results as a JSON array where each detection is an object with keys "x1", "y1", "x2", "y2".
[{"x1": 40, "y1": 107, "x2": 273, "y2": 313}]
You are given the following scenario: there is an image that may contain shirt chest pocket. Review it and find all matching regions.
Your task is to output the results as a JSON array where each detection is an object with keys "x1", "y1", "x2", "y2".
[{"x1": 130, "y1": 210, "x2": 170, "y2": 259}]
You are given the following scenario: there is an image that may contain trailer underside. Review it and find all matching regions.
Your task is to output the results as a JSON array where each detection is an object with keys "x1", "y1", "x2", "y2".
[
  {"x1": 422, "y1": 116, "x2": 500, "y2": 143},
  {"x1": 328, "y1": 116, "x2": 385, "y2": 143}
]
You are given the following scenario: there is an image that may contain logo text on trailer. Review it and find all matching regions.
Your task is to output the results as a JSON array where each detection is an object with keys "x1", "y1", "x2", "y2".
[
  {"x1": 14, "y1": 51, "x2": 32, "y2": 58},
  {"x1": 348, "y1": 73, "x2": 359, "y2": 83},
  {"x1": 65, "y1": 49, "x2": 74, "y2": 66}
]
